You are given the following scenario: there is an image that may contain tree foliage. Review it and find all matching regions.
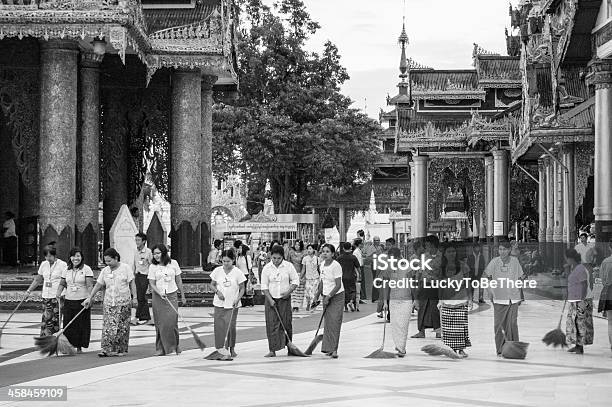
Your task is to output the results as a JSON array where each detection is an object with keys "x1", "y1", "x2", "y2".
[{"x1": 213, "y1": 0, "x2": 381, "y2": 213}]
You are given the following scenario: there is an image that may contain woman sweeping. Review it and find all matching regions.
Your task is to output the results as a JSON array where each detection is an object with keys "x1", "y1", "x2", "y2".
[
  {"x1": 565, "y1": 248, "x2": 594, "y2": 354},
  {"x1": 148, "y1": 244, "x2": 186, "y2": 356},
  {"x1": 301, "y1": 244, "x2": 320, "y2": 311},
  {"x1": 26, "y1": 245, "x2": 67, "y2": 337},
  {"x1": 290, "y1": 240, "x2": 305, "y2": 312},
  {"x1": 438, "y1": 242, "x2": 472, "y2": 358},
  {"x1": 82, "y1": 248, "x2": 137, "y2": 357},
  {"x1": 314, "y1": 243, "x2": 344, "y2": 359},
  {"x1": 210, "y1": 249, "x2": 245, "y2": 358},
  {"x1": 55, "y1": 247, "x2": 94, "y2": 353},
  {"x1": 384, "y1": 247, "x2": 413, "y2": 357}
]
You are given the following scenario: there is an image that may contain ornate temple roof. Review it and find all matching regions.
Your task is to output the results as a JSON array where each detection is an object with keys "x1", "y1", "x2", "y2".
[
  {"x1": 144, "y1": 0, "x2": 218, "y2": 34},
  {"x1": 411, "y1": 70, "x2": 485, "y2": 100},
  {"x1": 474, "y1": 55, "x2": 521, "y2": 88}
]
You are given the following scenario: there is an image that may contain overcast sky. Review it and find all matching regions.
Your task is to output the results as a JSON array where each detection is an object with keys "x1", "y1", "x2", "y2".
[{"x1": 268, "y1": 0, "x2": 516, "y2": 120}]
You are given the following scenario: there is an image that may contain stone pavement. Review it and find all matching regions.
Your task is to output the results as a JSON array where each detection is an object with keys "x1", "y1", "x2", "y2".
[{"x1": 0, "y1": 298, "x2": 611, "y2": 407}]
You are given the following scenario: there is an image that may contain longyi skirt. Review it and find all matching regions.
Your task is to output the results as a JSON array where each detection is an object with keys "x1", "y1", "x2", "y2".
[{"x1": 63, "y1": 298, "x2": 91, "y2": 348}]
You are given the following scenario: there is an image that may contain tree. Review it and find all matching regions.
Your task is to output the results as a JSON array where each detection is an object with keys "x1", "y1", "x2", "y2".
[{"x1": 213, "y1": 0, "x2": 381, "y2": 213}]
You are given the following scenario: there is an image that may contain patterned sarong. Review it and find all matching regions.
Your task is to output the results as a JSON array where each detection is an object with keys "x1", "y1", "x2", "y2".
[
  {"x1": 101, "y1": 303, "x2": 131, "y2": 354},
  {"x1": 441, "y1": 303, "x2": 471, "y2": 351},
  {"x1": 40, "y1": 298, "x2": 60, "y2": 337},
  {"x1": 567, "y1": 299, "x2": 594, "y2": 346}
]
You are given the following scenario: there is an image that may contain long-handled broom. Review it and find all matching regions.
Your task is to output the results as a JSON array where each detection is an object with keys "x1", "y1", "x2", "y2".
[
  {"x1": 164, "y1": 296, "x2": 206, "y2": 351},
  {"x1": 304, "y1": 307, "x2": 327, "y2": 355},
  {"x1": 542, "y1": 299, "x2": 568, "y2": 348},
  {"x1": 0, "y1": 292, "x2": 29, "y2": 348},
  {"x1": 273, "y1": 306, "x2": 308, "y2": 357},
  {"x1": 34, "y1": 305, "x2": 86, "y2": 357},
  {"x1": 365, "y1": 309, "x2": 396, "y2": 358}
]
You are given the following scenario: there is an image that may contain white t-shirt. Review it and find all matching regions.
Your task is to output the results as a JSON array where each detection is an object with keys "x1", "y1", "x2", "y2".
[
  {"x1": 319, "y1": 260, "x2": 344, "y2": 296},
  {"x1": 148, "y1": 260, "x2": 182, "y2": 295},
  {"x1": 210, "y1": 266, "x2": 246, "y2": 308},
  {"x1": 38, "y1": 259, "x2": 67, "y2": 299},
  {"x1": 62, "y1": 265, "x2": 94, "y2": 300},
  {"x1": 260, "y1": 260, "x2": 299, "y2": 298}
]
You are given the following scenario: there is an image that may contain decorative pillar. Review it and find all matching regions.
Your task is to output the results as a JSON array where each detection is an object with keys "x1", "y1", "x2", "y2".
[
  {"x1": 76, "y1": 51, "x2": 103, "y2": 268},
  {"x1": 538, "y1": 157, "x2": 547, "y2": 265},
  {"x1": 562, "y1": 144, "x2": 575, "y2": 245},
  {"x1": 485, "y1": 156, "x2": 494, "y2": 239},
  {"x1": 338, "y1": 204, "x2": 346, "y2": 242},
  {"x1": 101, "y1": 89, "x2": 128, "y2": 250},
  {"x1": 412, "y1": 156, "x2": 429, "y2": 238},
  {"x1": 587, "y1": 59, "x2": 612, "y2": 242},
  {"x1": 492, "y1": 150, "x2": 509, "y2": 239},
  {"x1": 170, "y1": 70, "x2": 202, "y2": 267},
  {"x1": 553, "y1": 149, "x2": 564, "y2": 270},
  {"x1": 409, "y1": 161, "x2": 416, "y2": 238},
  {"x1": 201, "y1": 74, "x2": 217, "y2": 264},
  {"x1": 38, "y1": 40, "x2": 79, "y2": 259},
  {"x1": 545, "y1": 157, "x2": 554, "y2": 265}
]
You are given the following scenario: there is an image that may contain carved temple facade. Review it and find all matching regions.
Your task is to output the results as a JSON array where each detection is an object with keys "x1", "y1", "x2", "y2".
[{"x1": 0, "y1": 0, "x2": 238, "y2": 267}]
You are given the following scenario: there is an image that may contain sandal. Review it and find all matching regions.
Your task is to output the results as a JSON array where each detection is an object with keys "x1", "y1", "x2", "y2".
[{"x1": 97, "y1": 351, "x2": 108, "y2": 357}]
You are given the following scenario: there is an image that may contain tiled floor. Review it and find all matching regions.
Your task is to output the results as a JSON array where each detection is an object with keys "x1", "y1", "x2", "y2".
[{"x1": 1, "y1": 300, "x2": 611, "y2": 406}]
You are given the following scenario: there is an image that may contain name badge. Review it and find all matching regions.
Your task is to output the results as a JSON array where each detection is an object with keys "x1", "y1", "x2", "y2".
[
  {"x1": 138, "y1": 260, "x2": 144, "y2": 265},
  {"x1": 164, "y1": 275, "x2": 172, "y2": 282},
  {"x1": 70, "y1": 286, "x2": 78, "y2": 292},
  {"x1": 223, "y1": 281, "x2": 232, "y2": 287},
  {"x1": 45, "y1": 281, "x2": 52, "y2": 288},
  {"x1": 108, "y1": 273, "x2": 114, "y2": 279}
]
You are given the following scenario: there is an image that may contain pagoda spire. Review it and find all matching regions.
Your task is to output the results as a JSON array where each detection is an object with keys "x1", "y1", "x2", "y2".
[
  {"x1": 369, "y1": 188, "x2": 378, "y2": 214},
  {"x1": 397, "y1": 18, "x2": 410, "y2": 97}
]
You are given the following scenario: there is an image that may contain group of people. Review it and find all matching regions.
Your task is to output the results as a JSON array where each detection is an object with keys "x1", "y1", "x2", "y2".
[
  {"x1": 20, "y1": 229, "x2": 612, "y2": 361},
  {"x1": 26, "y1": 233, "x2": 186, "y2": 357}
]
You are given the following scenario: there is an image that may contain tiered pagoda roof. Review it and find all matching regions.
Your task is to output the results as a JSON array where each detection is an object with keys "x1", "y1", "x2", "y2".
[{"x1": 410, "y1": 70, "x2": 485, "y2": 100}]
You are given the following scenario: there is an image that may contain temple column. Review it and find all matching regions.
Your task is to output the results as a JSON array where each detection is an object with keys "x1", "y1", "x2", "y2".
[
  {"x1": 76, "y1": 51, "x2": 103, "y2": 267},
  {"x1": 545, "y1": 157, "x2": 554, "y2": 267},
  {"x1": 412, "y1": 156, "x2": 428, "y2": 238},
  {"x1": 485, "y1": 156, "x2": 494, "y2": 240},
  {"x1": 552, "y1": 148, "x2": 564, "y2": 270},
  {"x1": 102, "y1": 90, "x2": 128, "y2": 249},
  {"x1": 538, "y1": 157, "x2": 547, "y2": 265},
  {"x1": 201, "y1": 74, "x2": 217, "y2": 264},
  {"x1": 562, "y1": 144, "x2": 575, "y2": 245},
  {"x1": 38, "y1": 40, "x2": 79, "y2": 259},
  {"x1": 338, "y1": 204, "x2": 346, "y2": 243},
  {"x1": 171, "y1": 70, "x2": 202, "y2": 267},
  {"x1": 409, "y1": 161, "x2": 415, "y2": 238},
  {"x1": 492, "y1": 150, "x2": 509, "y2": 239},
  {"x1": 587, "y1": 59, "x2": 612, "y2": 242}
]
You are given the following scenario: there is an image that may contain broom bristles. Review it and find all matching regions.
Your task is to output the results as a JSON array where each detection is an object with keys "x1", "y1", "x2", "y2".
[
  {"x1": 204, "y1": 350, "x2": 222, "y2": 360},
  {"x1": 188, "y1": 327, "x2": 206, "y2": 351},
  {"x1": 365, "y1": 347, "x2": 397, "y2": 359},
  {"x1": 542, "y1": 328, "x2": 567, "y2": 348},
  {"x1": 34, "y1": 335, "x2": 58, "y2": 356},
  {"x1": 421, "y1": 344, "x2": 461, "y2": 359},
  {"x1": 287, "y1": 341, "x2": 308, "y2": 357},
  {"x1": 57, "y1": 335, "x2": 75, "y2": 355},
  {"x1": 304, "y1": 334, "x2": 323, "y2": 355}
]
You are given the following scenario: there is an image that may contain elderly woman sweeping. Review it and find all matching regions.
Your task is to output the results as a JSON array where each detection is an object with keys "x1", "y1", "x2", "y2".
[
  {"x1": 438, "y1": 242, "x2": 472, "y2": 358},
  {"x1": 148, "y1": 244, "x2": 186, "y2": 356},
  {"x1": 314, "y1": 243, "x2": 345, "y2": 358},
  {"x1": 82, "y1": 248, "x2": 137, "y2": 357},
  {"x1": 26, "y1": 245, "x2": 67, "y2": 337},
  {"x1": 210, "y1": 249, "x2": 245, "y2": 358},
  {"x1": 55, "y1": 247, "x2": 94, "y2": 353},
  {"x1": 565, "y1": 248, "x2": 594, "y2": 354},
  {"x1": 261, "y1": 244, "x2": 299, "y2": 357}
]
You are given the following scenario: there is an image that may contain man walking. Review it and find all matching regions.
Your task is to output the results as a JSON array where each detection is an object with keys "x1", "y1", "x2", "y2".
[
  {"x1": 467, "y1": 243, "x2": 485, "y2": 303},
  {"x1": 337, "y1": 242, "x2": 361, "y2": 312},
  {"x1": 132, "y1": 232, "x2": 153, "y2": 325}
]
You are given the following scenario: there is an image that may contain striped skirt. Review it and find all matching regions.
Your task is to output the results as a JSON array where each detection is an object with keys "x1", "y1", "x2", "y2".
[
  {"x1": 390, "y1": 300, "x2": 412, "y2": 353},
  {"x1": 567, "y1": 299, "x2": 594, "y2": 346},
  {"x1": 440, "y1": 303, "x2": 471, "y2": 351},
  {"x1": 291, "y1": 280, "x2": 305, "y2": 309}
]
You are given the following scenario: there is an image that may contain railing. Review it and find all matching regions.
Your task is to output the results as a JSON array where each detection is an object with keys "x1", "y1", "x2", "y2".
[{"x1": 0, "y1": 0, "x2": 121, "y2": 8}]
